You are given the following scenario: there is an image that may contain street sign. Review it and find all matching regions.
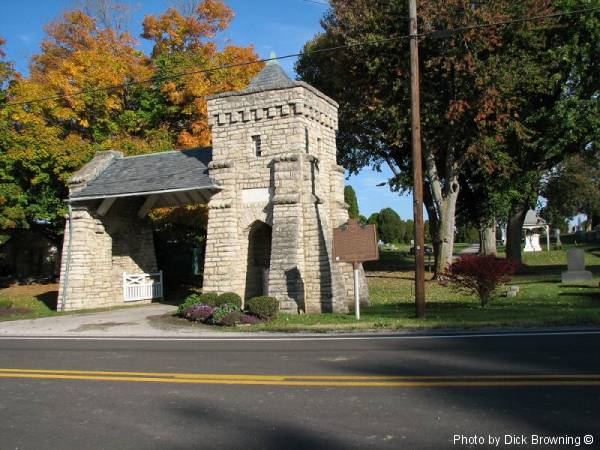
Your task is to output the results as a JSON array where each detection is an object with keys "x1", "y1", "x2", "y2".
[
  {"x1": 333, "y1": 219, "x2": 379, "y2": 320},
  {"x1": 333, "y1": 219, "x2": 379, "y2": 264}
]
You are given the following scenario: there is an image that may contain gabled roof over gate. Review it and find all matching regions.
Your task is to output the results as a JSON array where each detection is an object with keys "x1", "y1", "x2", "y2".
[{"x1": 69, "y1": 148, "x2": 220, "y2": 207}]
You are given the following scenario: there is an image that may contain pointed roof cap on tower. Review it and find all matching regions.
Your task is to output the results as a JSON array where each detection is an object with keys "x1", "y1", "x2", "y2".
[
  {"x1": 206, "y1": 51, "x2": 338, "y2": 107},
  {"x1": 246, "y1": 52, "x2": 295, "y2": 90}
]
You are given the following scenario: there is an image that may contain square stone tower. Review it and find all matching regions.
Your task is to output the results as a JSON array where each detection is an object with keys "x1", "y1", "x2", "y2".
[{"x1": 203, "y1": 59, "x2": 368, "y2": 313}]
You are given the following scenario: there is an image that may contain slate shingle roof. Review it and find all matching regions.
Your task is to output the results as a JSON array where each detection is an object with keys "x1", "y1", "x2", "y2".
[
  {"x1": 206, "y1": 59, "x2": 338, "y2": 107},
  {"x1": 245, "y1": 61, "x2": 296, "y2": 90},
  {"x1": 71, "y1": 148, "x2": 217, "y2": 200}
]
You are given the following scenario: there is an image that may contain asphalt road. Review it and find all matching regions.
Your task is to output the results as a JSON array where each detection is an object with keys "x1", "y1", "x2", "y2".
[{"x1": 0, "y1": 331, "x2": 599, "y2": 450}]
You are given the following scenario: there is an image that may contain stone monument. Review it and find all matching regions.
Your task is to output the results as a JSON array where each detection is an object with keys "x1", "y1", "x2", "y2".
[
  {"x1": 524, "y1": 232, "x2": 542, "y2": 252},
  {"x1": 561, "y1": 248, "x2": 593, "y2": 283}
]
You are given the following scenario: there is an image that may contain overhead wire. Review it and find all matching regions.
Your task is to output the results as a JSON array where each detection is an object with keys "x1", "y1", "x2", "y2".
[
  {"x1": 4, "y1": 6, "x2": 599, "y2": 108},
  {"x1": 302, "y1": 0, "x2": 329, "y2": 5}
]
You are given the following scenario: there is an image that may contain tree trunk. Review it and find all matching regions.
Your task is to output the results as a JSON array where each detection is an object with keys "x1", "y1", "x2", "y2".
[
  {"x1": 592, "y1": 214, "x2": 600, "y2": 231},
  {"x1": 506, "y1": 203, "x2": 528, "y2": 263},
  {"x1": 436, "y1": 194, "x2": 458, "y2": 276},
  {"x1": 585, "y1": 212, "x2": 593, "y2": 231},
  {"x1": 424, "y1": 182, "x2": 459, "y2": 278},
  {"x1": 479, "y1": 224, "x2": 497, "y2": 256},
  {"x1": 423, "y1": 187, "x2": 440, "y2": 274}
]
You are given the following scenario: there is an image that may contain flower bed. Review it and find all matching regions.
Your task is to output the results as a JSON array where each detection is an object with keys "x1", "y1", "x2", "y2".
[{"x1": 177, "y1": 292, "x2": 278, "y2": 327}]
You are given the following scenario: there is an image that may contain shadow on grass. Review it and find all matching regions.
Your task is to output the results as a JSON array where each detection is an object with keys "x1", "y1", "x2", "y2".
[
  {"x1": 513, "y1": 277, "x2": 560, "y2": 285},
  {"x1": 364, "y1": 251, "x2": 414, "y2": 272},
  {"x1": 360, "y1": 300, "x2": 484, "y2": 321},
  {"x1": 587, "y1": 247, "x2": 600, "y2": 257},
  {"x1": 558, "y1": 291, "x2": 600, "y2": 300},
  {"x1": 366, "y1": 272, "x2": 415, "y2": 281},
  {"x1": 35, "y1": 290, "x2": 58, "y2": 311},
  {"x1": 520, "y1": 263, "x2": 600, "y2": 276}
]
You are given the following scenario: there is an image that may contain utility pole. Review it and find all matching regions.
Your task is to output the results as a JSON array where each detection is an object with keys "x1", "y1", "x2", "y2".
[{"x1": 409, "y1": 0, "x2": 426, "y2": 318}]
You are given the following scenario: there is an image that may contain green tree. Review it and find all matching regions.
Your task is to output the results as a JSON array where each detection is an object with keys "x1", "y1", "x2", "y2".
[
  {"x1": 0, "y1": 37, "x2": 27, "y2": 231},
  {"x1": 297, "y1": 0, "x2": 599, "y2": 267},
  {"x1": 377, "y1": 208, "x2": 402, "y2": 244},
  {"x1": 367, "y1": 212, "x2": 379, "y2": 225},
  {"x1": 542, "y1": 152, "x2": 600, "y2": 230},
  {"x1": 404, "y1": 219, "x2": 414, "y2": 244},
  {"x1": 499, "y1": 0, "x2": 599, "y2": 261},
  {"x1": 296, "y1": 0, "x2": 556, "y2": 275},
  {"x1": 344, "y1": 185, "x2": 359, "y2": 219}
]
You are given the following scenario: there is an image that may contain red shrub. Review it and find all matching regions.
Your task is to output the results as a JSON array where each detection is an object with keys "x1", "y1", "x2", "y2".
[{"x1": 444, "y1": 255, "x2": 519, "y2": 307}]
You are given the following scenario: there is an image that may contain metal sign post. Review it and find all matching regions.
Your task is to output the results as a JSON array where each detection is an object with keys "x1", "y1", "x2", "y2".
[{"x1": 353, "y1": 262, "x2": 360, "y2": 320}]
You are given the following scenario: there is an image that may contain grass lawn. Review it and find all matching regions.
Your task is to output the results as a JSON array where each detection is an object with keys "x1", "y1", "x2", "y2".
[
  {"x1": 0, "y1": 284, "x2": 152, "y2": 321},
  {"x1": 2, "y1": 243, "x2": 599, "y2": 332},
  {"x1": 0, "y1": 284, "x2": 60, "y2": 321},
  {"x1": 239, "y1": 244, "x2": 600, "y2": 332}
]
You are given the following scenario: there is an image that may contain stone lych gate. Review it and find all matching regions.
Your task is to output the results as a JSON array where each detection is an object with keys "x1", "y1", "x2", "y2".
[{"x1": 58, "y1": 60, "x2": 368, "y2": 313}]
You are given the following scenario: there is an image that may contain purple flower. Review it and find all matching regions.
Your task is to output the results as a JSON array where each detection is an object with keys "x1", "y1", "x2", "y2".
[
  {"x1": 186, "y1": 304, "x2": 214, "y2": 322},
  {"x1": 240, "y1": 314, "x2": 261, "y2": 325}
]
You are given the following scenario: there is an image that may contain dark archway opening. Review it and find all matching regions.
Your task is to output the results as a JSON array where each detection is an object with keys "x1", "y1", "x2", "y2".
[
  {"x1": 152, "y1": 204, "x2": 209, "y2": 303},
  {"x1": 245, "y1": 221, "x2": 272, "y2": 299}
]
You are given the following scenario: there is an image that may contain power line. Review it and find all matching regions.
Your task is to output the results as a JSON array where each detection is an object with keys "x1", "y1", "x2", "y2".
[
  {"x1": 302, "y1": 0, "x2": 329, "y2": 5},
  {"x1": 5, "y1": 6, "x2": 599, "y2": 108}
]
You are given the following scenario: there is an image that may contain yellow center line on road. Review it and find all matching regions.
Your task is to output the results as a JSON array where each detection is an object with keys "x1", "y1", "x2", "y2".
[
  {"x1": 1, "y1": 368, "x2": 600, "y2": 387},
  {"x1": 2, "y1": 368, "x2": 600, "y2": 380}
]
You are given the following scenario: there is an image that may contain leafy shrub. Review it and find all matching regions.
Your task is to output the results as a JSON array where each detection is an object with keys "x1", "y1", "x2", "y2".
[
  {"x1": 177, "y1": 293, "x2": 202, "y2": 316},
  {"x1": 246, "y1": 296, "x2": 279, "y2": 320},
  {"x1": 220, "y1": 311, "x2": 243, "y2": 327},
  {"x1": 197, "y1": 292, "x2": 220, "y2": 307},
  {"x1": 211, "y1": 303, "x2": 240, "y2": 325},
  {"x1": 186, "y1": 304, "x2": 214, "y2": 322},
  {"x1": 216, "y1": 292, "x2": 242, "y2": 308},
  {"x1": 444, "y1": 255, "x2": 519, "y2": 307},
  {"x1": 240, "y1": 314, "x2": 261, "y2": 325}
]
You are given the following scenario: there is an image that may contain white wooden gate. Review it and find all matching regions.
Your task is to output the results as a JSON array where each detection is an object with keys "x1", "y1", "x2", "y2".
[{"x1": 123, "y1": 271, "x2": 163, "y2": 302}]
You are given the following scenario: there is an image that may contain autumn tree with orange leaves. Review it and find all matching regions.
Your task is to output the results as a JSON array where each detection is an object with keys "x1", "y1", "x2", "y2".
[
  {"x1": 0, "y1": 0, "x2": 262, "y2": 236},
  {"x1": 142, "y1": 0, "x2": 262, "y2": 147}
]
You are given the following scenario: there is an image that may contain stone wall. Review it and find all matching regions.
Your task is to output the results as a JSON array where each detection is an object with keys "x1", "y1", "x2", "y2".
[{"x1": 57, "y1": 197, "x2": 158, "y2": 311}]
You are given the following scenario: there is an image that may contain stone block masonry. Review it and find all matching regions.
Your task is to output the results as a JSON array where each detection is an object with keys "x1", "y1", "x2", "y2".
[
  {"x1": 57, "y1": 59, "x2": 369, "y2": 313},
  {"x1": 57, "y1": 196, "x2": 158, "y2": 311},
  {"x1": 203, "y1": 61, "x2": 368, "y2": 313}
]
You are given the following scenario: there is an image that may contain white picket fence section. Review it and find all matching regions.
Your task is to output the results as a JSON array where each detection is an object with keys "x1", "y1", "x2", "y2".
[{"x1": 123, "y1": 271, "x2": 163, "y2": 302}]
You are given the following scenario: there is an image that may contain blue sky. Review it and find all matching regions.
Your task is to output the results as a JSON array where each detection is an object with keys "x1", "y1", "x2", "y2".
[{"x1": 0, "y1": 0, "x2": 414, "y2": 220}]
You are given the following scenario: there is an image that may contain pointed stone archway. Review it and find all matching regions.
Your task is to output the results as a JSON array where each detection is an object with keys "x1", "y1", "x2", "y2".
[{"x1": 244, "y1": 221, "x2": 272, "y2": 300}]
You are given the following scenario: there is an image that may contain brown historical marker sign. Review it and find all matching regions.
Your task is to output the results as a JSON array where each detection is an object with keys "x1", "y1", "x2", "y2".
[{"x1": 333, "y1": 219, "x2": 379, "y2": 264}]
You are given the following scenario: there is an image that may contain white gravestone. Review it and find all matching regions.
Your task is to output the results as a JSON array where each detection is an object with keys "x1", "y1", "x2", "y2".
[
  {"x1": 561, "y1": 248, "x2": 593, "y2": 283},
  {"x1": 524, "y1": 233, "x2": 542, "y2": 252}
]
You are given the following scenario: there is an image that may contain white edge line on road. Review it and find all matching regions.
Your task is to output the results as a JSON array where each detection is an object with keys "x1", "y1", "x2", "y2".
[{"x1": 0, "y1": 330, "x2": 600, "y2": 341}]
